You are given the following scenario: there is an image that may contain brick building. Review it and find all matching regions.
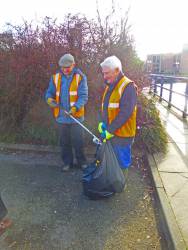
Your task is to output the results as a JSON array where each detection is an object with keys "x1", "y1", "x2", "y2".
[{"x1": 146, "y1": 45, "x2": 188, "y2": 75}]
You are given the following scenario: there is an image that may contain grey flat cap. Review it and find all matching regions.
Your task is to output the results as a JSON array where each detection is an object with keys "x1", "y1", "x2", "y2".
[{"x1": 58, "y1": 54, "x2": 75, "y2": 67}]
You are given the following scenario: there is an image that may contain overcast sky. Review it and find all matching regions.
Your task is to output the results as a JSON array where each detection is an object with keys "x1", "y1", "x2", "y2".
[{"x1": 0, "y1": 0, "x2": 187, "y2": 60}]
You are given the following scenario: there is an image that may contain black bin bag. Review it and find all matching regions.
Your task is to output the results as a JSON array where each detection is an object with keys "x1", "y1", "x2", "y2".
[{"x1": 82, "y1": 141, "x2": 125, "y2": 200}]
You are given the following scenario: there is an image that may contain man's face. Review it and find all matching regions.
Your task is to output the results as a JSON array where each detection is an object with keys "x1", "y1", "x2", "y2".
[
  {"x1": 61, "y1": 63, "x2": 75, "y2": 75},
  {"x1": 101, "y1": 67, "x2": 119, "y2": 84}
]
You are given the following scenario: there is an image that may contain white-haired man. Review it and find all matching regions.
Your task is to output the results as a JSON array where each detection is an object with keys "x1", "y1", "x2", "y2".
[{"x1": 98, "y1": 55, "x2": 137, "y2": 176}]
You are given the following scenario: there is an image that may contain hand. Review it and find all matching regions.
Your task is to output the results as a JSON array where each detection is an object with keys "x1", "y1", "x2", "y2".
[
  {"x1": 69, "y1": 106, "x2": 77, "y2": 115},
  {"x1": 98, "y1": 122, "x2": 106, "y2": 134},
  {"x1": 101, "y1": 130, "x2": 114, "y2": 142},
  {"x1": 47, "y1": 98, "x2": 58, "y2": 108}
]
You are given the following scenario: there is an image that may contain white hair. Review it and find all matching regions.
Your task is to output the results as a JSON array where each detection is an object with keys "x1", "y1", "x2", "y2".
[{"x1": 100, "y1": 55, "x2": 122, "y2": 71}]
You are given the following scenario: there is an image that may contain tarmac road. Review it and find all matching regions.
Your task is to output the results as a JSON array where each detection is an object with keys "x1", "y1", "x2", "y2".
[{"x1": 0, "y1": 149, "x2": 163, "y2": 250}]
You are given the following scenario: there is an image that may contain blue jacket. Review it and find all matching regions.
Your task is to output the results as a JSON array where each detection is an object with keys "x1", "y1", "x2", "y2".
[{"x1": 45, "y1": 67, "x2": 88, "y2": 123}]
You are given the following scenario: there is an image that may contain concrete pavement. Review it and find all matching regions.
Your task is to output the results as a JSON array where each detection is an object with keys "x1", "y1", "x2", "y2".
[{"x1": 146, "y1": 96, "x2": 188, "y2": 250}]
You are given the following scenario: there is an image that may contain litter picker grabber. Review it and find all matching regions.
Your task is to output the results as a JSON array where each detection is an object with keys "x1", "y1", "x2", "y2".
[{"x1": 60, "y1": 107, "x2": 102, "y2": 145}]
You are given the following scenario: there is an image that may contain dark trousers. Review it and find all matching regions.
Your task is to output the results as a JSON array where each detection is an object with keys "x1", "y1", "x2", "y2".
[
  {"x1": 0, "y1": 194, "x2": 7, "y2": 221},
  {"x1": 59, "y1": 123, "x2": 86, "y2": 166}
]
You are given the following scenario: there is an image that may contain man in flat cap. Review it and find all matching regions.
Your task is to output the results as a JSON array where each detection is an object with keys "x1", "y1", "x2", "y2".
[{"x1": 45, "y1": 54, "x2": 88, "y2": 172}]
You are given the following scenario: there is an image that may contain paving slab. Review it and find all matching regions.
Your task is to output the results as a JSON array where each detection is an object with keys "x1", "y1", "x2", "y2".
[
  {"x1": 156, "y1": 103, "x2": 188, "y2": 160},
  {"x1": 153, "y1": 143, "x2": 188, "y2": 173}
]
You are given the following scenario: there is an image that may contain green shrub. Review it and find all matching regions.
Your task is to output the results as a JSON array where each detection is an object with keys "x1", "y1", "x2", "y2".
[{"x1": 135, "y1": 94, "x2": 168, "y2": 154}]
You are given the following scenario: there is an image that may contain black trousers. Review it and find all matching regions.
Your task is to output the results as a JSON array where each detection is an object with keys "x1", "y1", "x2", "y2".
[
  {"x1": 59, "y1": 123, "x2": 86, "y2": 166},
  {"x1": 0, "y1": 194, "x2": 7, "y2": 221}
]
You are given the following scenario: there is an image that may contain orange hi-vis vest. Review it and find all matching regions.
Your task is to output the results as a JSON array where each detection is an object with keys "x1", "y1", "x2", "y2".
[
  {"x1": 52, "y1": 72, "x2": 84, "y2": 118},
  {"x1": 102, "y1": 76, "x2": 137, "y2": 137}
]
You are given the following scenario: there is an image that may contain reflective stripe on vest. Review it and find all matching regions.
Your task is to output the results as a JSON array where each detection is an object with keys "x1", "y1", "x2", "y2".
[
  {"x1": 52, "y1": 73, "x2": 84, "y2": 118},
  {"x1": 102, "y1": 76, "x2": 137, "y2": 137},
  {"x1": 53, "y1": 73, "x2": 61, "y2": 118},
  {"x1": 70, "y1": 91, "x2": 77, "y2": 96},
  {"x1": 108, "y1": 103, "x2": 119, "y2": 108}
]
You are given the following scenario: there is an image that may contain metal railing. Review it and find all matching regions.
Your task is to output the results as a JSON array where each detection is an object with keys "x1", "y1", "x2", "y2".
[{"x1": 148, "y1": 74, "x2": 188, "y2": 118}]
